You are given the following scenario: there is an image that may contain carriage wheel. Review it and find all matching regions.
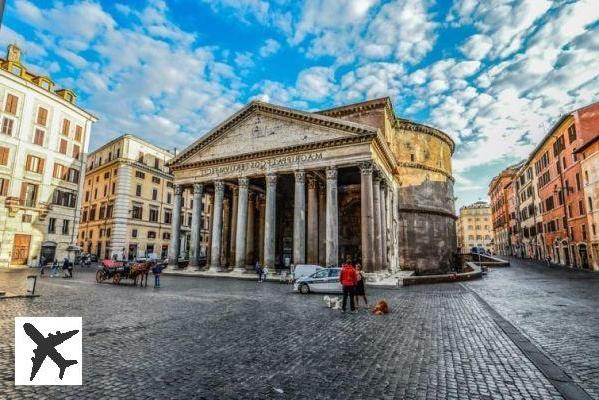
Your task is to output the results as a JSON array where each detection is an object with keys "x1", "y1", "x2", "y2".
[
  {"x1": 95, "y1": 270, "x2": 105, "y2": 283},
  {"x1": 113, "y1": 273, "x2": 121, "y2": 285}
]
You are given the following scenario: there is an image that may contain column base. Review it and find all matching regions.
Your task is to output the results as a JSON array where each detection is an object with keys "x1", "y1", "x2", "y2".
[
  {"x1": 208, "y1": 265, "x2": 223, "y2": 273},
  {"x1": 233, "y1": 267, "x2": 246, "y2": 274}
]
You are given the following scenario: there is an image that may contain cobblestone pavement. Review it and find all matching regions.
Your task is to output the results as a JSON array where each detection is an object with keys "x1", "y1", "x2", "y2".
[
  {"x1": 0, "y1": 264, "x2": 593, "y2": 399},
  {"x1": 467, "y1": 258, "x2": 599, "y2": 399}
]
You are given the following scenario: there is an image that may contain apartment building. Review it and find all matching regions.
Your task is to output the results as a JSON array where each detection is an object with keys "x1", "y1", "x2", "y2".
[
  {"x1": 78, "y1": 134, "x2": 210, "y2": 261},
  {"x1": 575, "y1": 135, "x2": 599, "y2": 270},
  {"x1": 514, "y1": 162, "x2": 543, "y2": 259},
  {"x1": 0, "y1": 45, "x2": 96, "y2": 268},
  {"x1": 488, "y1": 163, "x2": 520, "y2": 256},
  {"x1": 456, "y1": 201, "x2": 494, "y2": 252}
]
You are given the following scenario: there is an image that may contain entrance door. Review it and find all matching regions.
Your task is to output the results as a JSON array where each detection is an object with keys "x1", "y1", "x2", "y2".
[
  {"x1": 11, "y1": 234, "x2": 31, "y2": 265},
  {"x1": 579, "y1": 245, "x2": 589, "y2": 269}
]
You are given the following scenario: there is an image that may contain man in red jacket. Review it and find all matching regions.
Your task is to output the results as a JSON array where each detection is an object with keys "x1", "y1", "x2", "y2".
[{"x1": 339, "y1": 257, "x2": 358, "y2": 313}]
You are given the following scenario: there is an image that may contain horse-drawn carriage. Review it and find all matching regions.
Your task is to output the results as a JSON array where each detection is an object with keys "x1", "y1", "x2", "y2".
[{"x1": 96, "y1": 259, "x2": 158, "y2": 287}]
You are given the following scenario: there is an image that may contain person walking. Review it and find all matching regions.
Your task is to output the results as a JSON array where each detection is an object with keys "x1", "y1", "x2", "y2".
[
  {"x1": 50, "y1": 259, "x2": 58, "y2": 277},
  {"x1": 261, "y1": 265, "x2": 269, "y2": 282},
  {"x1": 152, "y1": 262, "x2": 167, "y2": 288},
  {"x1": 355, "y1": 264, "x2": 368, "y2": 309},
  {"x1": 339, "y1": 257, "x2": 357, "y2": 313},
  {"x1": 67, "y1": 258, "x2": 74, "y2": 278},
  {"x1": 254, "y1": 261, "x2": 263, "y2": 282}
]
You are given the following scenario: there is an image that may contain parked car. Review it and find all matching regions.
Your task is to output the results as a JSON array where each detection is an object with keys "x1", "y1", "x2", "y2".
[
  {"x1": 292, "y1": 264, "x2": 323, "y2": 281},
  {"x1": 293, "y1": 267, "x2": 342, "y2": 294},
  {"x1": 90, "y1": 254, "x2": 99, "y2": 262}
]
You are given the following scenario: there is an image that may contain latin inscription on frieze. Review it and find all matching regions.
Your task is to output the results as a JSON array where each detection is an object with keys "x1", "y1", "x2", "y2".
[{"x1": 198, "y1": 152, "x2": 323, "y2": 177}]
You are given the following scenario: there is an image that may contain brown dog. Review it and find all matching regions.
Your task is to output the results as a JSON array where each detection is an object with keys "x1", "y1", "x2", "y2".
[{"x1": 372, "y1": 300, "x2": 389, "y2": 315}]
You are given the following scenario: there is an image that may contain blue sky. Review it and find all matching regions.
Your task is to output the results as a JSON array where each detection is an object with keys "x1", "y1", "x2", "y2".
[{"x1": 1, "y1": 0, "x2": 598, "y2": 209}]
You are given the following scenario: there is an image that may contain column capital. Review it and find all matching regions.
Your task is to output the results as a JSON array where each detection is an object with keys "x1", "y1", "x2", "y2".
[
  {"x1": 266, "y1": 173, "x2": 277, "y2": 186},
  {"x1": 232, "y1": 186, "x2": 239, "y2": 196},
  {"x1": 359, "y1": 161, "x2": 373, "y2": 175},
  {"x1": 238, "y1": 177, "x2": 249, "y2": 188},
  {"x1": 373, "y1": 173, "x2": 383, "y2": 183},
  {"x1": 174, "y1": 184, "x2": 183, "y2": 195},
  {"x1": 248, "y1": 191, "x2": 256, "y2": 202},
  {"x1": 192, "y1": 183, "x2": 203, "y2": 193},
  {"x1": 307, "y1": 175, "x2": 318, "y2": 190},
  {"x1": 326, "y1": 166, "x2": 337, "y2": 180},
  {"x1": 214, "y1": 180, "x2": 225, "y2": 192},
  {"x1": 294, "y1": 169, "x2": 306, "y2": 183}
]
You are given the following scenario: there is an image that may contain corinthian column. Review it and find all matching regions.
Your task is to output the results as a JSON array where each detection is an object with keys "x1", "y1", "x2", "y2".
[
  {"x1": 258, "y1": 195, "x2": 265, "y2": 265},
  {"x1": 379, "y1": 181, "x2": 387, "y2": 269},
  {"x1": 360, "y1": 162, "x2": 375, "y2": 272},
  {"x1": 209, "y1": 181, "x2": 225, "y2": 272},
  {"x1": 318, "y1": 183, "x2": 326, "y2": 265},
  {"x1": 373, "y1": 174, "x2": 382, "y2": 270},
  {"x1": 245, "y1": 192, "x2": 256, "y2": 270},
  {"x1": 264, "y1": 173, "x2": 277, "y2": 269},
  {"x1": 168, "y1": 184, "x2": 182, "y2": 267},
  {"x1": 229, "y1": 187, "x2": 238, "y2": 266},
  {"x1": 325, "y1": 167, "x2": 338, "y2": 267},
  {"x1": 306, "y1": 175, "x2": 318, "y2": 264},
  {"x1": 234, "y1": 177, "x2": 249, "y2": 272},
  {"x1": 189, "y1": 183, "x2": 203, "y2": 269},
  {"x1": 293, "y1": 170, "x2": 306, "y2": 265}
]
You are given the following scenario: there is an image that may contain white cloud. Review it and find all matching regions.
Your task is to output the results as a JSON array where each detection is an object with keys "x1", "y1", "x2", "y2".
[
  {"x1": 296, "y1": 66, "x2": 336, "y2": 101},
  {"x1": 259, "y1": 39, "x2": 281, "y2": 57},
  {"x1": 460, "y1": 34, "x2": 493, "y2": 60}
]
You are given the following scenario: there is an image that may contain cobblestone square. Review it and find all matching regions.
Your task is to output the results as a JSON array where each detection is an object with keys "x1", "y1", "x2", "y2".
[{"x1": 0, "y1": 260, "x2": 597, "y2": 399}]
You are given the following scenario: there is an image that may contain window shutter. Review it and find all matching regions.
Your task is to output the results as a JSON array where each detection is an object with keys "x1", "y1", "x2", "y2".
[
  {"x1": 25, "y1": 155, "x2": 31, "y2": 171},
  {"x1": 62, "y1": 119, "x2": 70, "y2": 136},
  {"x1": 0, "y1": 147, "x2": 8, "y2": 165},
  {"x1": 5, "y1": 94, "x2": 18, "y2": 114},
  {"x1": 37, "y1": 107, "x2": 48, "y2": 125},
  {"x1": 38, "y1": 158, "x2": 44, "y2": 174},
  {"x1": 19, "y1": 182, "x2": 27, "y2": 203}
]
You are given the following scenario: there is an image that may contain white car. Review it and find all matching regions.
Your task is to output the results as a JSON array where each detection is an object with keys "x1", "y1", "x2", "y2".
[
  {"x1": 292, "y1": 264, "x2": 323, "y2": 281},
  {"x1": 293, "y1": 267, "x2": 342, "y2": 294}
]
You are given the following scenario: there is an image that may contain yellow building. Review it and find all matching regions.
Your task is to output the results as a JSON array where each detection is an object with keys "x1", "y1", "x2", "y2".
[
  {"x1": 78, "y1": 134, "x2": 209, "y2": 261},
  {"x1": 456, "y1": 201, "x2": 494, "y2": 252},
  {"x1": 0, "y1": 45, "x2": 96, "y2": 268}
]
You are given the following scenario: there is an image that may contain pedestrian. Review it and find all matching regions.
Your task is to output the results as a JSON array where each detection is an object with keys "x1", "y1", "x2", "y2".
[
  {"x1": 254, "y1": 261, "x2": 262, "y2": 282},
  {"x1": 67, "y1": 258, "x2": 74, "y2": 278},
  {"x1": 152, "y1": 262, "x2": 167, "y2": 288},
  {"x1": 39, "y1": 256, "x2": 46, "y2": 276},
  {"x1": 545, "y1": 255, "x2": 552, "y2": 267},
  {"x1": 355, "y1": 264, "x2": 368, "y2": 309},
  {"x1": 339, "y1": 257, "x2": 357, "y2": 313},
  {"x1": 261, "y1": 265, "x2": 269, "y2": 282},
  {"x1": 50, "y1": 259, "x2": 58, "y2": 277},
  {"x1": 62, "y1": 257, "x2": 72, "y2": 278}
]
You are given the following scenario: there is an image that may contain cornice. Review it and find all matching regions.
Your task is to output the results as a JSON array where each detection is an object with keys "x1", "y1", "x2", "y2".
[
  {"x1": 86, "y1": 158, "x2": 174, "y2": 180},
  {"x1": 317, "y1": 97, "x2": 394, "y2": 118},
  {"x1": 398, "y1": 206, "x2": 458, "y2": 220},
  {"x1": 396, "y1": 161, "x2": 455, "y2": 182},
  {"x1": 394, "y1": 119, "x2": 455, "y2": 154},
  {"x1": 171, "y1": 134, "x2": 375, "y2": 172}
]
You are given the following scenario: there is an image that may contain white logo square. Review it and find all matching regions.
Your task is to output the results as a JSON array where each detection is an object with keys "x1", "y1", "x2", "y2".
[{"x1": 14, "y1": 317, "x2": 82, "y2": 385}]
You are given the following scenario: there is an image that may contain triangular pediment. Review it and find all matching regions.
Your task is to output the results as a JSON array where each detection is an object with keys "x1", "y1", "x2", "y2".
[{"x1": 170, "y1": 101, "x2": 377, "y2": 167}]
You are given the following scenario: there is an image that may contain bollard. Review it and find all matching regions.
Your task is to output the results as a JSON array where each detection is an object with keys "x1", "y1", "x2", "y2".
[{"x1": 26, "y1": 275, "x2": 37, "y2": 296}]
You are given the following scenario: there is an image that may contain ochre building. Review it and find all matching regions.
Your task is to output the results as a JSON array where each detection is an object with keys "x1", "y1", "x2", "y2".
[
  {"x1": 456, "y1": 201, "x2": 494, "y2": 253},
  {"x1": 167, "y1": 98, "x2": 456, "y2": 275}
]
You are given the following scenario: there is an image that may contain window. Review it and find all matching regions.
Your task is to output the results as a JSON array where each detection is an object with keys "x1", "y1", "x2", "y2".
[
  {"x1": 586, "y1": 171, "x2": 589, "y2": 184},
  {"x1": 62, "y1": 220, "x2": 70, "y2": 235},
  {"x1": 136, "y1": 184, "x2": 142, "y2": 197},
  {"x1": 107, "y1": 228, "x2": 111, "y2": 237},
  {"x1": 154, "y1": 158, "x2": 160, "y2": 169},
  {"x1": 25, "y1": 155, "x2": 44, "y2": 174},
  {"x1": 152, "y1": 189, "x2": 158, "y2": 201},
  {"x1": 22, "y1": 214, "x2": 32, "y2": 223},
  {"x1": 0, "y1": 146, "x2": 9, "y2": 165},
  {"x1": 99, "y1": 205, "x2": 106, "y2": 220},
  {"x1": 138, "y1": 152, "x2": 144, "y2": 163},
  {"x1": 20, "y1": 182, "x2": 38, "y2": 207},
  {"x1": 37, "y1": 107, "x2": 48, "y2": 126},
  {"x1": 48, "y1": 218, "x2": 56, "y2": 234},
  {"x1": 567, "y1": 124, "x2": 577, "y2": 143},
  {"x1": 82, "y1": 209, "x2": 87, "y2": 222},
  {"x1": 164, "y1": 210, "x2": 172, "y2": 224},
  {"x1": 167, "y1": 193, "x2": 172, "y2": 204},
  {"x1": 4, "y1": 94, "x2": 18, "y2": 114},
  {"x1": 553, "y1": 135, "x2": 565, "y2": 156},
  {"x1": 59, "y1": 139, "x2": 68, "y2": 154},
  {"x1": 132, "y1": 229, "x2": 138, "y2": 238},
  {"x1": 2, "y1": 117, "x2": 14, "y2": 135},
  {"x1": 152, "y1": 176, "x2": 160, "y2": 184},
  {"x1": 149, "y1": 207, "x2": 158, "y2": 222},
  {"x1": 589, "y1": 197, "x2": 593, "y2": 212},
  {"x1": 163, "y1": 232, "x2": 170, "y2": 240},
  {"x1": 103, "y1": 185, "x2": 107, "y2": 197},
  {"x1": 72, "y1": 144, "x2": 80, "y2": 160},
  {"x1": 74, "y1": 125, "x2": 82, "y2": 141},
  {"x1": 53, "y1": 163, "x2": 66, "y2": 179},
  {"x1": 106, "y1": 203, "x2": 113, "y2": 218},
  {"x1": 33, "y1": 129, "x2": 44, "y2": 145},
  {"x1": 112, "y1": 182, "x2": 116, "y2": 194},
  {"x1": 89, "y1": 206, "x2": 96, "y2": 221},
  {"x1": 582, "y1": 225, "x2": 587, "y2": 241},
  {"x1": 0, "y1": 178, "x2": 8, "y2": 196},
  {"x1": 104, "y1": 172, "x2": 110, "y2": 179},
  {"x1": 593, "y1": 224, "x2": 597, "y2": 236},
  {"x1": 579, "y1": 200, "x2": 584, "y2": 215},
  {"x1": 147, "y1": 231, "x2": 156, "y2": 239},
  {"x1": 576, "y1": 173, "x2": 581, "y2": 191},
  {"x1": 132, "y1": 204, "x2": 143, "y2": 220},
  {"x1": 61, "y1": 119, "x2": 70, "y2": 136},
  {"x1": 135, "y1": 171, "x2": 145, "y2": 179},
  {"x1": 545, "y1": 196, "x2": 554, "y2": 211},
  {"x1": 67, "y1": 168, "x2": 79, "y2": 184},
  {"x1": 85, "y1": 191, "x2": 90, "y2": 202},
  {"x1": 51, "y1": 190, "x2": 77, "y2": 208}
]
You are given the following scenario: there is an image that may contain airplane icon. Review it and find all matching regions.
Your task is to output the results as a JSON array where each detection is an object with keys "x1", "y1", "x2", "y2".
[{"x1": 23, "y1": 322, "x2": 79, "y2": 381}]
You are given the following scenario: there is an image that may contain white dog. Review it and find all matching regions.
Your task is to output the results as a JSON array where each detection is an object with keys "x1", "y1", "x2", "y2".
[{"x1": 323, "y1": 295, "x2": 342, "y2": 310}]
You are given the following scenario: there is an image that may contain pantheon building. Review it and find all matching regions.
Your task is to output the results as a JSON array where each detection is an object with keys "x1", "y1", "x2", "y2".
[{"x1": 167, "y1": 97, "x2": 456, "y2": 275}]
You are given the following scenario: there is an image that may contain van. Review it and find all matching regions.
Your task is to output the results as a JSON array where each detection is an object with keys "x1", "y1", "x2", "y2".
[{"x1": 292, "y1": 264, "x2": 322, "y2": 281}]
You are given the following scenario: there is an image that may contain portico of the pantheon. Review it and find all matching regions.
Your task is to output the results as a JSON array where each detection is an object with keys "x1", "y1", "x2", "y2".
[{"x1": 166, "y1": 97, "x2": 457, "y2": 275}]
